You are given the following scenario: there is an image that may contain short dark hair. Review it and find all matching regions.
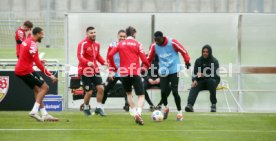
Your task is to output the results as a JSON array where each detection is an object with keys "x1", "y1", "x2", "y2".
[
  {"x1": 86, "y1": 26, "x2": 95, "y2": 32},
  {"x1": 126, "y1": 26, "x2": 136, "y2": 37},
  {"x1": 23, "y1": 20, "x2": 33, "y2": 28},
  {"x1": 118, "y1": 29, "x2": 126, "y2": 35},
  {"x1": 32, "y1": 27, "x2": 43, "y2": 35},
  {"x1": 154, "y1": 31, "x2": 163, "y2": 38}
]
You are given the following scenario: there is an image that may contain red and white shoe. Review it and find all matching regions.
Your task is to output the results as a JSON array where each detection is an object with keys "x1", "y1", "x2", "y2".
[
  {"x1": 29, "y1": 112, "x2": 43, "y2": 122},
  {"x1": 163, "y1": 107, "x2": 169, "y2": 120},
  {"x1": 42, "y1": 114, "x2": 59, "y2": 122}
]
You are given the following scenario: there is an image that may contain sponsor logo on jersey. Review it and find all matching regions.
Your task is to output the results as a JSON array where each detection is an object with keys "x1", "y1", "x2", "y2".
[
  {"x1": 87, "y1": 47, "x2": 92, "y2": 51},
  {"x1": 85, "y1": 85, "x2": 90, "y2": 90}
]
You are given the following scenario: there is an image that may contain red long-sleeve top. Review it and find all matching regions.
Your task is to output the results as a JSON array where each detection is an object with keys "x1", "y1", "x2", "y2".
[
  {"x1": 108, "y1": 36, "x2": 150, "y2": 76},
  {"x1": 15, "y1": 37, "x2": 51, "y2": 76},
  {"x1": 77, "y1": 37, "x2": 105, "y2": 76}
]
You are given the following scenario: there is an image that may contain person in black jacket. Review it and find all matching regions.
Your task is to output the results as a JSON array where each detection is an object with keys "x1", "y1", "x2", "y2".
[{"x1": 185, "y1": 45, "x2": 220, "y2": 112}]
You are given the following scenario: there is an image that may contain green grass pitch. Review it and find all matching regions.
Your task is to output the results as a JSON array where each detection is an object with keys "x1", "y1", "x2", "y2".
[{"x1": 0, "y1": 111, "x2": 276, "y2": 141}]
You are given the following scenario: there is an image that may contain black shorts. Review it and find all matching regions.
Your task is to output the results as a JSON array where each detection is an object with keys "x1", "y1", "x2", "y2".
[
  {"x1": 17, "y1": 72, "x2": 45, "y2": 89},
  {"x1": 81, "y1": 74, "x2": 103, "y2": 92},
  {"x1": 121, "y1": 75, "x2": 144, "y2": 96}
]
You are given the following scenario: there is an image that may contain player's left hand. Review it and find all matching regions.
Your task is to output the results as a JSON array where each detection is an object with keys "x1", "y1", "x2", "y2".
[
  {"x1": 41, "y1": 59, "x2": 47, "y2": 65},
  {"x1": 50, "y1": 75, "x2": 58, "y2": 83},
  {"x1": 191, "y1": 80, "x2": 198, "y2": 88},
  {"x1": 140, "y1": 66, "x2": 147, "y2": 73},
  {"x1": 154, "y1": 78, "x2": 160, "y2": 84},
  {"x1": 108, "y1": 72, "x2": 115, "y2": 81},
  {"x1": 185, "y1": 62, "x2": 191, "y2": 69},
  {"x1": 148, "y1": 79, "x2": 155, "y2": 85},
  {"x1": 197, "y1": 72, "x2": 204, "y2": 78},
  {"x1": 103, "y1": 62, "x2": 108, "y2": 66}
]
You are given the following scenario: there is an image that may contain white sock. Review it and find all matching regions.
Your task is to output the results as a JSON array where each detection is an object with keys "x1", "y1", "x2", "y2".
[
  {"x1": 129, "y1": 107, "x2": 133, "y2": 113},
  {"x1": 31, "y1": 102, "x2": 40, "y2": 113},
  {"x1": 40, "y1": 107, "x2": 48, "y2": 116},
  {"x1": 84, "y1": 104, "x2": 90, "y2": 110},
  {"x1": 177, "y1": 110, "x2": 182, "y2": 115},
  {"x1": 130, "y1": 107, "x2": 137, "y2": 115},
  {"x1": 137, "y1": 108, "x2": 142, "y2": 115},
  {"x1": 96, "y1": 102, "x2": 103, "y2": 109}
]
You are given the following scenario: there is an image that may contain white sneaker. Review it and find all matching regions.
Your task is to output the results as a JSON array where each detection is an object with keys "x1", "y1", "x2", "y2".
[
  {"x1": 29, "y1": 112, "x2": 43, "y2": 122},
  {"x1": 42, "y1": 114, "x2": 59, "y2": 122}
]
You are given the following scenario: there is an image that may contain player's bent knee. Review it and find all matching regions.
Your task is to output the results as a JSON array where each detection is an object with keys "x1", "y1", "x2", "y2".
[
  {"x1": 33, "y1": 86, "x2": 40, "y2": 93},
  {"x1": 207, "y1": 78, "x2": 216, "y2": 84},
  {"x1": 96, "y1": 85, "x2": 104, "y2": 92},
  {"x1": 86, "y1": 90, "x2": 93, "y2": 95}
]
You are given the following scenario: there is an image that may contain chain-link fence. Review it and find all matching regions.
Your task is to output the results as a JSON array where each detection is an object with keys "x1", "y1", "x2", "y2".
[
  {"x1": 0, "y1": 12, "x2": 63, "y2": 48},
  {"x1": 1, "y1": 0, "x2": 276, "y2": 49}
]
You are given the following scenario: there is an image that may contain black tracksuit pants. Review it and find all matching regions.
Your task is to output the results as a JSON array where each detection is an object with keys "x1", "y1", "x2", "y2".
[
  {"x1": 102, "y1": 77, "x2": 128, "y2": 106},
  {"x1": 187, "y1": 78, "x2": 217, "y2": 106},
  {"x1": 160, "y1": 73, "x2": 181, "y2": 111}
]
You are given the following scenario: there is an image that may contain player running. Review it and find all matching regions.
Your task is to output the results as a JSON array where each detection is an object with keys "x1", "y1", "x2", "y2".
[
  {"x1": 15, "y1": 20, "x2": 33, "y2": 58},
  {"x1": 15, "y1": 27, "x2": 58, "y2": 122},
  {"x1": 77, "y1": 26, "x2": 107, "y2": 116},
  {"x1": 108, "y1": 26, "x2": 150, "y2": 125},
  {"x1": 147, "y1": 31, "x2": 191, "y2": 121},
  {"x1": 102, "y1": 29, "x2": 130, "y2": 112}
]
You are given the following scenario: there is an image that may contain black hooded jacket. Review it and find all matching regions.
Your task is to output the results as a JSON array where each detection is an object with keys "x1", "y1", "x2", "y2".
[{"x1": 192, "y1": 45, "x2": 220, "y2": 85}]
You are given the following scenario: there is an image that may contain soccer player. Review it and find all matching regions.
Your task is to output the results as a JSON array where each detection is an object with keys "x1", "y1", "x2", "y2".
[
  {"x1": 102, "y1": 29, "x2": 129, "y2": 111},
  {"x1": 185, "y1": 45, "x2": 220, "y2": 112},
  {"x1": 15, "y1": 27, "x2": 58, "y2": 122},
  {"x1": 108, "y1": 26, "x2": 150, "y2": 125},
  {"x1": 15, "y1": 20, "x2": 33, "y2": 58},
  {"x1": 147, "y1": 31, "x2": 191, "y2": 121},
  {"x1": 77, "y1": 26, "x2": 107, "y2": 116}
]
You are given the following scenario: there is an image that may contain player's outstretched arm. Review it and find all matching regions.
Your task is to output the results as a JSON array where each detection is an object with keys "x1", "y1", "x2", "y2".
[
  {"x1": 33, "y1": 50, "x2": 52, "y2": 77},
  {"x1": 172, "y1": 39, "x2": 191, "y2": 68},
  {"x1": 147, "y1": 44, "x2": 156, "y2": 64}
]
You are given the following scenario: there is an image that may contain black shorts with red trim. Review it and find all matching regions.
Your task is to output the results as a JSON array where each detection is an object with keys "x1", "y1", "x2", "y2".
[
  {"x1": 17, "y1": 72, "x2": 45, "y2": 89},
  {"x1": 81, "y1": 74, "x2": 103, "y2": 92}
]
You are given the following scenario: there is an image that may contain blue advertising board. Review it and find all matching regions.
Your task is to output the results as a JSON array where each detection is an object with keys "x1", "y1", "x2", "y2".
[{"x1": 43, "y1": 95, "x2": 62, "y2": 111}]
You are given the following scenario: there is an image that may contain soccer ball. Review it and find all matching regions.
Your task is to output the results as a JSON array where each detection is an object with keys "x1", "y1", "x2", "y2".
[{"x1": 151, "y1": 110, "x2": 164, "y2": 122}]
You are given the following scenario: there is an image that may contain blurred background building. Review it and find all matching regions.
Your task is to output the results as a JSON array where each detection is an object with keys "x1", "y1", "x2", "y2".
[{"x1": 0, "y1": 0, "x2": 275, "y2": 48}]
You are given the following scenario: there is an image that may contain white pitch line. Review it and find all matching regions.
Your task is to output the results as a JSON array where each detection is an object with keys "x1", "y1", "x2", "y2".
[{"x1": 0, "y1": 129, "x2": 275, "y2": 133}]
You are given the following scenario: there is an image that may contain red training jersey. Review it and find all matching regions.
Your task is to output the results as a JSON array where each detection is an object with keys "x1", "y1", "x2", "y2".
[
  {"x1": 15, "y1": 37, "x2": 51, "y2": 76},
  {"x1": 108, "y1": 36, "x2": 150, "y2": 76},
  {"x1": 15, "y1": 27, "x2": 30, "y2": 57},
  {"x1": 77, "y1": 37, "x2": 105, "y2": 76},
  {"x1": 147, "y1": 36, "x2": 190, "y2": 64}
]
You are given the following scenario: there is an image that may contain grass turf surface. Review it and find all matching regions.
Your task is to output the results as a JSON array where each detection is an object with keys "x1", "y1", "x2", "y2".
[{"x1": 0, "y1": 111, "x2": 276, "y2": 141}]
